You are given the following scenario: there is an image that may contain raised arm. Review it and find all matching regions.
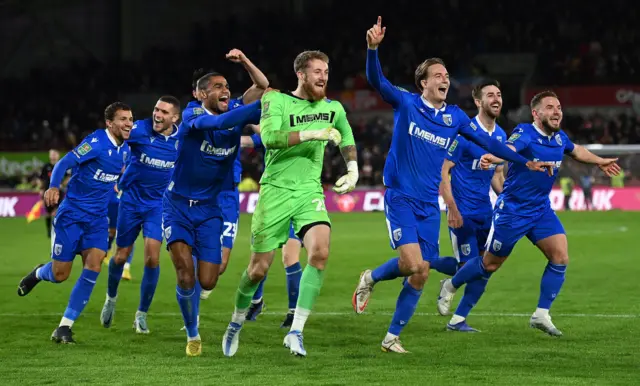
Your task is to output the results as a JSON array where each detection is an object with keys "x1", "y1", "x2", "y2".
[
  {"x1": 366, "y1": 16, "x2": 404, "y2": 108},
  {"x1": 191, "y1": 101, "x2": 260, "y2": 131},
  {"x1": 226, "y1": 49, "x2": 269, "y2": 105}
]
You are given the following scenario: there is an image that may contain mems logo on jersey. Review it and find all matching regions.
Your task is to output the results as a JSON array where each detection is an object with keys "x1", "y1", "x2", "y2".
[
  {"x1": 289, "y1": 111, "x2": 336, "y2": 127},
  {"x1": 408, "y1": 122, "x2": 449, "y2": 148}
]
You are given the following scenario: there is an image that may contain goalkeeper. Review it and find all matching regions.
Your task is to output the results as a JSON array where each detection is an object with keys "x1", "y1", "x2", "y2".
[{"x1": 222, "y1": 50, "x2": 358, "y2": 358}]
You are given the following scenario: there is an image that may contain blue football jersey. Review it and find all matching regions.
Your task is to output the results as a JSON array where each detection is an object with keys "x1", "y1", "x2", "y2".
[
  {"x1": 168, "y1": 99, "x2": 260, "y2": 201},
  {"x1": 446, "y1": 116, "x2": 507, "y2": 216},
  {"x1": 499, "y1": 123, "x2": 575, "y2": 215},
  {"x1": 60, "y1": 129, "x2": 130, "y2": 216},
  {"x1": 119, "y1": 118, "x2": 180, "y2": 205},
  {"x1": 366, "y1": 49, "x2": 529, "y2": 203}
]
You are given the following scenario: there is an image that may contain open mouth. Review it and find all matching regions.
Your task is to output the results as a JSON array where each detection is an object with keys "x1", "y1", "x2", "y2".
[
  {"x1": 550, "y1": 117, "x2": 560, "y2": 125},
  {"x1": 219, "y1": 95, "x2": 230, "y2": 107},
  {"x1": 491, "y1": 103, "x2": 501, "y2": 110},
  {"x1": 437, "y1": 86, "x2": 448, "y2": 95}
]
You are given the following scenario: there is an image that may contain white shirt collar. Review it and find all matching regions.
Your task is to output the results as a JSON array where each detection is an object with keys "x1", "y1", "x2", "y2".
[
  {"x1": 532, "y1": 122, "x2": 552, "y2": 140},
  {"x1": 421, "y1": 96, "x2": 447, "y2": 115},
  {"x1": 104, "y1": 129, "x2": 121, "y2": 148},
  {"x1": 203, "y1": 105, "x2": 214, "y2": 115},
  {"x1": 474, "y1": 115, "x2": 495, "y2": 136},
  {"x1": 169, "y1": 124, "x2": 180, "y2": 138}
]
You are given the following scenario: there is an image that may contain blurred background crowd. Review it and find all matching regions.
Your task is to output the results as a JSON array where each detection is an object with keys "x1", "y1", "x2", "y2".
[{"x1": 2, "y1": 0, "x2": 638, "y2": 191}]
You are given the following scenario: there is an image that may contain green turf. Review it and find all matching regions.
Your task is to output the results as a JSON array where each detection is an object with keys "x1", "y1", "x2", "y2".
[{"x1": 1, "y1": 211, "x2": 639, "y2": 385}]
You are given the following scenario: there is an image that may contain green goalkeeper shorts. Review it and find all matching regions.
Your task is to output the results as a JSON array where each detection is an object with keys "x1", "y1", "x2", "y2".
[{"x1": 250, "y1": 184, "x2": 330, "y2": 253}]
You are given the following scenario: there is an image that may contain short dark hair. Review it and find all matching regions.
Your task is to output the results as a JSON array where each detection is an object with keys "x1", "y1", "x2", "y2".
[
  {"x1": 104, "y1": 102, "x2": 131, "y2": 122},
  {"x1": 472, "y1": 79, "x2": 501, "y2": 100},
  {"x1": 192, "y1": 68, "x2": 214, "y2": 90},
  {"x1": 415, "y1": 58, "x2": 446, "y2": 91},
  {"x1": 530, "y1": 90, "x2": 559, "y2": 109},
  {"x1": 293, "y1": 50, "x2": 329, "y2": 73},
  {"x1": 158, "y1": 95, "x2": 181, "y2": 111},
  {"x1": 196, "y1": 72, "x2": 224, "y2": 91}
]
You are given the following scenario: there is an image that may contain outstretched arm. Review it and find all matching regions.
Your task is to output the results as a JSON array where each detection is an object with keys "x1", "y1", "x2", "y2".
[
  {"x1": 569, "y1": 144, "x2": 621, "y2": 177},
  {"x1": 226, "y1": 49, "x2": 269, "y2": 105},
  {"x1": 366, "y1": 16, "x2": 404, "y2": 108},
  {"x1": 191, "y1": 101, "x2": 261, "y2": 131}
]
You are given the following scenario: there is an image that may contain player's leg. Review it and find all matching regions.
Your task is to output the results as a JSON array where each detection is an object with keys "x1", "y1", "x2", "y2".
[
  {"x1": 353, "y1": 190, "x2": 425, "y2": 314},
  {"x1": 281, "y1": 190, "x2": 333, "y2": 357},
  {"x1": 134, "y1": 206, "x2": 164, "y2": 334},
  {"x1": 444, "y1": 218, "x2": 485, "y2": 331},
  {"x1": 18, "y1": 211, "x2": 79, "y2": 296},
  {"x1": 163, "y1": 195, "x2": 202, "y2": 355},
  {"x1": 380, "y1": 203, "x2": 440, "y2": 353},
  {"x1": 280, "y1": 226, "x2": 303, "y2": 328},
  {"x1": 528, "y1": 211, "x2": 568, "y2": 337},
  {"x1": 438, "y1": 212, "x2": 525, "y2": 316},
  {"x1": 223, "y1": 186, "x2": 290, "y2": 357},
  {"x1": 51, "y1": 214, "x2": 109, "y2": 343},
  {"x1": 101, "y1": 202, "x2": 142, "y2": 327},
  {"x1": 122, "y1": 243, "x2": 134, "y2": 281},
  {"x1": 430, "y1": 219, "x2": 460, "y2": 277}
]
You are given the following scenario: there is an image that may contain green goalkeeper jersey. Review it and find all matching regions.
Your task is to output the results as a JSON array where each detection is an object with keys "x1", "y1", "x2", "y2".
[{"x1": 259, "y1": 91, "x2": 355, "y2": 191}]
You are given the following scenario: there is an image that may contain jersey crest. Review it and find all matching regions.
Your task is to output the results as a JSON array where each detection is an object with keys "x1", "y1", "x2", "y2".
[
  {"x1": 555, "y1": 133, "x2": 562, "y2": 145},
  {"x1": 443, "y1": 114, "x2": 453, "y2": 126}
]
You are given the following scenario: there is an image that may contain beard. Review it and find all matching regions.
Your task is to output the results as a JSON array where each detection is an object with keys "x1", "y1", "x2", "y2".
[
  {"x1": 302, "y1": 79, "x2": 326, "y2": 101},
  {"x1": 541, "y1": 116, "x2": 561, "y2": 132},
  {"x1": 482, "y1": 102, "x2": 501, "y2": 119}
]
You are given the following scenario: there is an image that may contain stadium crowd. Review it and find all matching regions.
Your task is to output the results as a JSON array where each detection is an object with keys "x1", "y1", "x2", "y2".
[{"x1": 1, "y1": 0, "x2": 639, "y2": 187}]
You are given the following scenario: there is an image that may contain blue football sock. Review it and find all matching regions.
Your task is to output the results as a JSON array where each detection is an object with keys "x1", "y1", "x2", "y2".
[
  {"x1": 429, "y1": 256, "x2": 458, "y2": 276},
  {"x1": 451, "y1": 256, "x2": 488, "y2": 289},
  {"x1": 253, "y1": 275, "x2": 266, "y2": 301},
  {"x1": 176, "y1": 285, "x2": 198, "y2": 338},
  {"x1": 371, "y1": 257, "x2": 402, "y2": 282},
  {"x1": 454, "y1": 277, "x2": 489, "y2": 318},
  {"x1": 36, "y1": 262, "x2": 58, "y2": 283},
  {"x1": 538, "y1": 262, "x2": 567, "y2": 310},
  {"x1": 107, "y1": 258, "x2": 124, "y2": 298},
  {"x1": 138, "y1": 265, "x2": 160, "y2": 313},
  {"x1": 285, "y1": 262, "x2": 302, "y2": 309},
  {"x1": 62, "y1": 269, "x2": 100, "y2": 321},
  {"x1": 388, "y1": 279, "x2": 422, "y2": 336},
  {"x1": 194, "y1": 279, "x2": 201, "y2": 316},
  {"x1": 126, "y1": 245, "x2": 134, "y2": 264}
]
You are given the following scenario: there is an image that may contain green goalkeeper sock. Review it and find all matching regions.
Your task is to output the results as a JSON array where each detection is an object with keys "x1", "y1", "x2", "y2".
[
  {"x1": 291, "y1": 265, "x2": 325, "y2": 332},
  {"x1": 232, "y1": 270, "x2": 261, "y2": 323}
]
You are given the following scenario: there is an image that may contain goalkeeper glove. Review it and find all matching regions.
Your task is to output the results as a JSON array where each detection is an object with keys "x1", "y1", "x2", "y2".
[
  {"x1": 333, "y1": 161, "x2": 359, "y2": 194},
  {"x1": 299, "y1": 128, "x2": 342, "y2": 146}
]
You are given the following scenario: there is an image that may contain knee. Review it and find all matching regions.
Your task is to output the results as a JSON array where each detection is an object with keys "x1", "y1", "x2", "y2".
[
  {"x1": 549, "y1": 252, "x2": 569, "y2": 266},
  {"x1": 482, "y1": 254, "x2": 504, "y2": 273},
  {"x1": 144, "y1": 253, "x2": 159, "y2": 268},
  {"x1": 177, "y1": 269, "x2": 196, "y2": 289},
  {"x1": 53, "y1": 266, "x2": 71, "y2": 282},
  {"x1": 200, "y1": 275, "x2": 219, "y2": 292},
  {"x1": 247, "y1": 259, "x2": 269, "y2": 282},
  {"x1": 307, "y1": 245, "x2": 329, "y2": 270},
  {"x1": 399, "y1": 253, "x2": 424, "y2": 275},
  {"x1": 407, "y1": 268, "x2": 429, "y2": 289},
  {"x1": 113, "y1": 249, "x2": 129, "y2": 265}
]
